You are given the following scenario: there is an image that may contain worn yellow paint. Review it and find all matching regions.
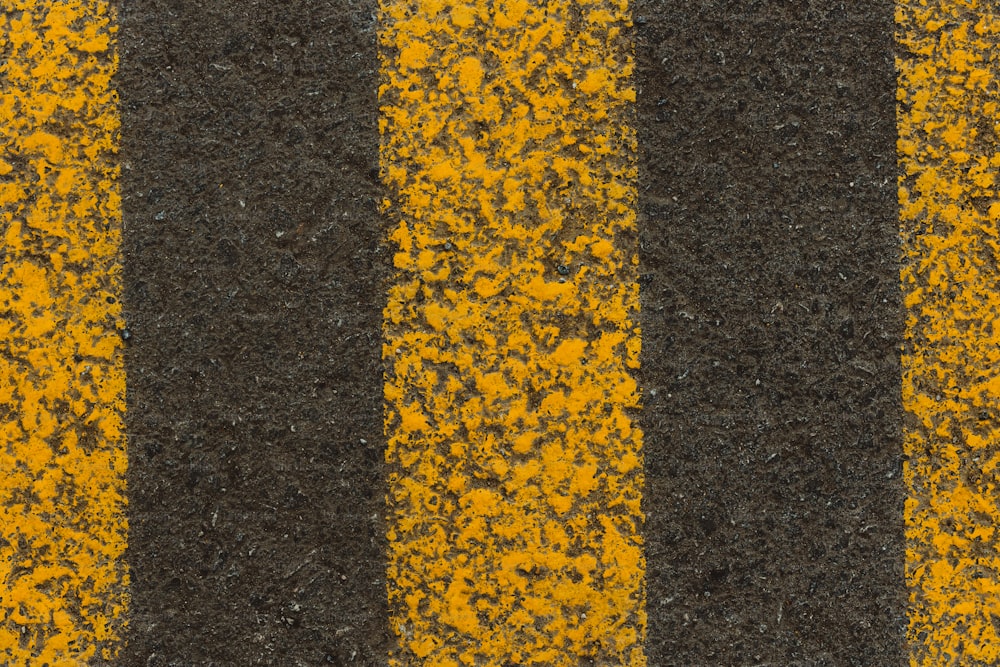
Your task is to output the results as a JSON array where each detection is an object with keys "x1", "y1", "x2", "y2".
[
  {"x1": 898, "y1": 1, "x2": 1000, "y2": 664},
  {"x1": 380, "y1": 0, "x2": 644, "y2": 664},
  {"x1": 0, "y1": 2, "x2": 127, "y2": 664}
]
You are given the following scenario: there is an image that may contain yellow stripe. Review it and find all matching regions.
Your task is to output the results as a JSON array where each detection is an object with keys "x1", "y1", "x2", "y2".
[
  {"x1": 0, "y1": 2, "x2": 127, "y2": 664},
  {"x1": 898, "y1": 2, "x2": 1000, "y2": 664},
  {"x1": 379, "y1": 0, "x2": 644, "y2": 664}
]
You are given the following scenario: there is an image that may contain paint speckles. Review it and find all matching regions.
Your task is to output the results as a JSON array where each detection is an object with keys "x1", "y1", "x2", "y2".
[
  {"x1": 898, "y1": 2, "x2": 1000, "y2": 664},
  {"x1": 380, "y1": 0, "x2": 644, "y2": 665},
  {"x1": 0, "y1": 2, "x2": 127, "y2": 664}
]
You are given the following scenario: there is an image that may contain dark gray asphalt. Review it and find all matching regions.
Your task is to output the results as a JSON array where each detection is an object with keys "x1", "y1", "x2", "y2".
[
  {"x1": 635, "y1": 2, "x2": 906, "y2": 665},
  {"x1": 120, "y1": 2, "x2": 389, "y2": 664}
]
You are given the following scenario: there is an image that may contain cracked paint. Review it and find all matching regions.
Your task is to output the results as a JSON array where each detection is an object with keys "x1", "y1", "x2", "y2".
[{"x1": 379, "y1": 0, "x2": 645, "y2": 664}]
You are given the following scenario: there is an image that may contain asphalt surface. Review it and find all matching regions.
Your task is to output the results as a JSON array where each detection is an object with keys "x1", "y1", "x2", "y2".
[
  {"x1": 120, "y1": 2, "x2": 389, "y2": 664},
  {"x1": 635, "y1": 2, "x2": 905, "y2": 664},
  {"x1": 115, "y1": 1, "x2": 907, "y2": 665}
]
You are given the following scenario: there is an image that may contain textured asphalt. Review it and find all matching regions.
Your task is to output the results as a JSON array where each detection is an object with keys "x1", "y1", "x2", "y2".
[
  {"x1": 120, "y1": 2, "x2": 389, "y2": 664},
  {"x1": 635, "y1": 2, "x2": 905, "y2": 665},
  {"x1": 111, "y1": 1, "x2": 908, "y2": 665}
]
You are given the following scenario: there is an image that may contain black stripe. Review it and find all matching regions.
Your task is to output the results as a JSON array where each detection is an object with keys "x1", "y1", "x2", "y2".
[
  {"x1": 634, "y1": 3, "x2": 905, "y2": 663},
  {"x1": 120, "y1": 2, "x2": 389, "y2": 664}
]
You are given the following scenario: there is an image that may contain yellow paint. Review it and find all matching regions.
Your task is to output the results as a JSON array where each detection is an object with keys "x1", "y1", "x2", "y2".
[
  {"x1": 379, "y1": 0, "x2": 644, "y2": 664},
  {"x1": 898, "y1": 1, "x2": 1000, "y2": 664},
  {"x1": 0, "y1": 2, "x2": 127, "y2": 664}
]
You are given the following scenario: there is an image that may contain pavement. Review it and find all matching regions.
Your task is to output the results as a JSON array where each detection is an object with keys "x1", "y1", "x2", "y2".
[{"x1": 1, "y1": 0, "x2": 996, "y2": 665}]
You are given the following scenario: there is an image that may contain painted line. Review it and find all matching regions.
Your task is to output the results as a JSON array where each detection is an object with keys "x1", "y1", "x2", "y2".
[
  {"x1": 379, "y1": 0, "x2": 645, "y2": 664},
  {"x1": 898, "y1": 2, "x2": 1000, "y2": 664},
  {"x1": 0, "y1": 2, "x2": 127, "y2": 664}
]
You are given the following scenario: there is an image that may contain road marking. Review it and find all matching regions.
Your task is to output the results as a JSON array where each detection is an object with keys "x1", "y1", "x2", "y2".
[
  {"x1": 898, "y1": 2, "x2": 1000, "y2": 663},
  {"x1": 0, "y1": 2, "x2": 127, "y2": 664},
  {"x1": 380, "y1": 0, "x2": 645, "y2": 663}
]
